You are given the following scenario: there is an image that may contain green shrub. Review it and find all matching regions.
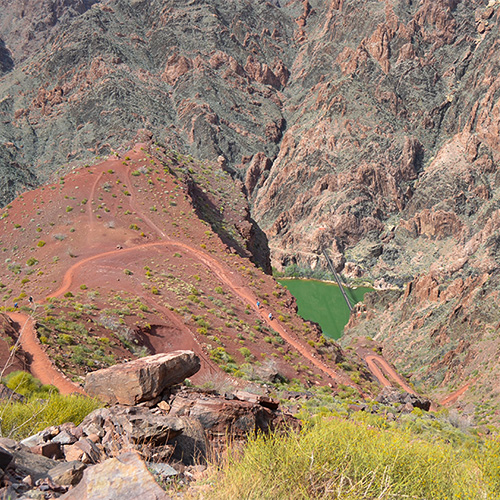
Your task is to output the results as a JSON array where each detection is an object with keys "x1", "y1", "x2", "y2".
[
  {"x1": 58, "y1": 334, "x2": 73, "y2": 345},
  {"x1": 239, "y1": 347, "x2": 253, "y2": 361},
  {"x1": 37, "y1": 240, "x2": 46, "y2": 247},
  {"x1": 205, "y1": 416, "x2": 500, "y2": 499},
  {"x1": 26, "y1": 258, "x2": 38, "y2": 266},
  {"x1": 3, "y1": 371, "x2": 56, "y2": 398},
  {"x1": 0, "y1": 392, "x2": 102, "y2": 440}
]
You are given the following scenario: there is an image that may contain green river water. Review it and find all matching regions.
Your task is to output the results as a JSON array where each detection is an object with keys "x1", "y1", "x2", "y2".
[{"x1": 278, "y1": 279, "x2": 373, "y2": 339}]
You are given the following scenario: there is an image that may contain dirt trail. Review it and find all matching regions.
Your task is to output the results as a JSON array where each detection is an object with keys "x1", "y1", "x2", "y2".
[
  {"x1": 364, "y1": 354, "x2": 418, "y2": 396},
  {"x1": 6, "y1": 312, "x2": 84, "y2": 395},
  {"x1": 48, "y1": 240, "x2": 355, "y2": 386},
  {"x1": 18, "y1": 152, "x2": 357, "y2": 394},
  {"x1": 440, "y1": 380, "x2": 475, "y2": 406}
]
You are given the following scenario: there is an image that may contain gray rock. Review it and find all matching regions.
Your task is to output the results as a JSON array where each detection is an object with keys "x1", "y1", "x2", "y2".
[
  {"x1": 84, "y1": 351, "x2": 200, "y2": 405},
  {"x1": 49, "y1": 461, "x2": 87, "y2": 486},
  {"x1": 0, "y1": 442, "x2": 58, "y2": 480},
  {"x1": 0, "y1": 384, "x2": 25, "y2": 403},
  {"x1": 147, "y1": 462, "x2": 178, "y2": 478},
  {"x1": 59, "y1": 451, "x2": 169, "y2": 500},
  {"x1": 169, "y1": 417, "x2": 208, "y2": 466},
  {"x1": 20, "y1": 433, "x2": 44, "y2": 449},
  {"x1": 52, "y1": 430, "x2": 77, "y2": 446}
]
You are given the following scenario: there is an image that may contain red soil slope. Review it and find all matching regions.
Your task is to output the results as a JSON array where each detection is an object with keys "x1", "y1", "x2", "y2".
[{"x1": 0, "y1": 144, "x2": 360, "y2": 393}]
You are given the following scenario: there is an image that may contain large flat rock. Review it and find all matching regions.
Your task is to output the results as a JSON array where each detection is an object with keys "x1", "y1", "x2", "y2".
[
  {"x1": 59, "y1": 451, "x2": 169, "y2": 500},
  {"x1": 84, "y1": 351, "x2": 200, "y2": 405}
]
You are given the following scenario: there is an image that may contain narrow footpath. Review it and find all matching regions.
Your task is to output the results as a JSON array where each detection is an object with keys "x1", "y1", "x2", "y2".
[{"x1": 6, "y1": 312, "x2": 84, "y2": 395}]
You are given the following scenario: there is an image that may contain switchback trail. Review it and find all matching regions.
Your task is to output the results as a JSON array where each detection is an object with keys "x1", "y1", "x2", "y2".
[
  {"x1": 6, "y1": 312, "x2": 84, "y2": 395},
  {"x1": 48, "y1": 241, "x2": 356, "y2": 388},
  {"x1": 364, "y1": 354, "x2": 418, "y2": 396}
]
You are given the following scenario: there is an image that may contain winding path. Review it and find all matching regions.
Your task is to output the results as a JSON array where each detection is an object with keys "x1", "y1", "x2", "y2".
[
  {"x1": 9, "y1": 152, "x2": 358, "y2": 395},
  {"x1": 48, "y1": 240, "x2": 354, "y2": 387},
  {"x1": 364, "y1": 354, "x2": 418, "y2": 396},
  {"x1": 6, "y1": 312, "x2": 84, "y2": 395}
]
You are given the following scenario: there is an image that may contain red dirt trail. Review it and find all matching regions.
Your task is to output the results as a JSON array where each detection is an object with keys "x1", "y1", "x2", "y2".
[
  {"x1": 48, "y1": 240, "x2": 354, "y2": 387},
  {"x1": 364, "y1": 354, "x2": 418, "y2": 396},
  {"x1": 440, "y1": 380, "x2": 475, "y2": 406},
  {"x1": 6, "y1": 312, "x2": 84, "y2": 395}
]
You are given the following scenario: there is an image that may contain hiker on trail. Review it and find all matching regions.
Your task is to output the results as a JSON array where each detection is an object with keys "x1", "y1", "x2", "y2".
[
  {"x1": 268, "y1": 312, "x2": 273, "y2": 321},
  {"x1": 14, "y1": 302, "x2": 18, "y2": 309},
  {"x1": 256, "y1": 300, "x2": 260, "y2": 309},
  {"x1": 28, "y1": 296, "x2": 33, "y2": 304}
]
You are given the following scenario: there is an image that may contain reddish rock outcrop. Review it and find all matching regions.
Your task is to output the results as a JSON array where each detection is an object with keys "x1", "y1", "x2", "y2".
[{"x1": 84, "y1": 351, "x2": 201, "y2": 405}]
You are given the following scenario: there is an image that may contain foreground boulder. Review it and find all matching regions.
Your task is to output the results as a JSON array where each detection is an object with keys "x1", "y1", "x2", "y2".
[
  {"x1": 84, "y1": 351, "x2": 201, "y2": 405},
  {"x1": 59, "y1": 451, "x2": 169, "y2": 500}
]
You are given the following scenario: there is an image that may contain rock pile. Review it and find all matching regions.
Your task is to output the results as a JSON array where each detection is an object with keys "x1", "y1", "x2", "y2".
[
  {"x1": 0, "y1": 351, "x2": 297, "y2": 499},
  {"x1": 375, "y1": 386, "x2": 431, "y2": 412}
]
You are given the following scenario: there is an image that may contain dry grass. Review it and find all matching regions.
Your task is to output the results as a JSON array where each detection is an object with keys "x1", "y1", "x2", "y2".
[{"x1": 197, "y1": 416, "x2": 500, "y2": 499}]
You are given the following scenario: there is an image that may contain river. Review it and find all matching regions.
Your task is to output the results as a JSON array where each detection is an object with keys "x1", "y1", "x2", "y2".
[{"x1": 278, "y1": 279, "x2": 373, "y2": 339}]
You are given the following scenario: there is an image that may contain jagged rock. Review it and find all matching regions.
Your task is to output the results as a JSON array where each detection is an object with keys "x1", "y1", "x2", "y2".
[
  {"x1": 63, "y1": 437, "x2": 102, "y2": 464},
  {"x1": 77, "y1": 406, "x2": 184, "y2": 461},
  {"x1": 0, "y1": 439, "x2": 58, "y2": 481},
  {"x1": 52, "y1": 430, "x2": 78, "y2": 446},
  {"x1": 29, "y1": 442, "x2": 63, "y2": 460},
  {"x1": 49, "y1": 461, "x2": 87, "y2": 486},
  {"x1": 84, "y1": 351, "x2": 201, "y2": 405},
  {"x1": 20, "y1": 433, "x2": 44, "y2": 448},
  {"x1": 59, "y1": 451, "x2": 169, "y2": 500},
  {"x1": 233, "y1": 390, "x2": 280, "y2": 410},
  {"x1": 169, "y1": 417, "x2": 208, "y2": 466},
  {"x1": 167, "y1": 388, "x2": 297, "y2": 448},
  {"x1": 0, "y1": 384, "x2": 24, "y2": 403},
  {"x1": 376, "y1": 387, "x2": 431, "y2": 412}
]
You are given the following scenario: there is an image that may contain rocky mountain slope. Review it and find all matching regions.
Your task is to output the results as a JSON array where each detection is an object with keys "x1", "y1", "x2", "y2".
[
  {"x1": 0, "y1": 142, "x2": 372, "y2": 396},
  {"x1": 2, "y1": 0, "x2": 500, "y2": 412}
]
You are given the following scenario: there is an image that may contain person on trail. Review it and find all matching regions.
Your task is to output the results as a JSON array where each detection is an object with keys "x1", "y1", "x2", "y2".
[
  {"x1": 268, "y1": 312, "x2": 273, "y2": 321},
  {"x1": 28, "y1": 296, "x2": 33, "y2": 304},
  {"x1": 256, "y1": 300, "x2": 260, "y2": 309},
  {"x1": 14, "y1": 302, "x2": 18, "y2": 309}
]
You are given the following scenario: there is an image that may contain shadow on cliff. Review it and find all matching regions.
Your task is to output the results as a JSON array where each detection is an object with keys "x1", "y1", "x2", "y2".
[
  {"x1": 186, "y1": 178, "x2": 271, "y2": 273},
  {"x1": 0, "y1": 39, "x2": 14, "y2": 74}
]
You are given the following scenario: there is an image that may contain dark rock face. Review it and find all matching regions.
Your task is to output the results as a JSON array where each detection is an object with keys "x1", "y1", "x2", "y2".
[
  {"x1": 0, "y1": 39, "x2": 13, "y2": 75},
  {"x1": 0, "y1": 0, "x2": 99, "y2": 64}
]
